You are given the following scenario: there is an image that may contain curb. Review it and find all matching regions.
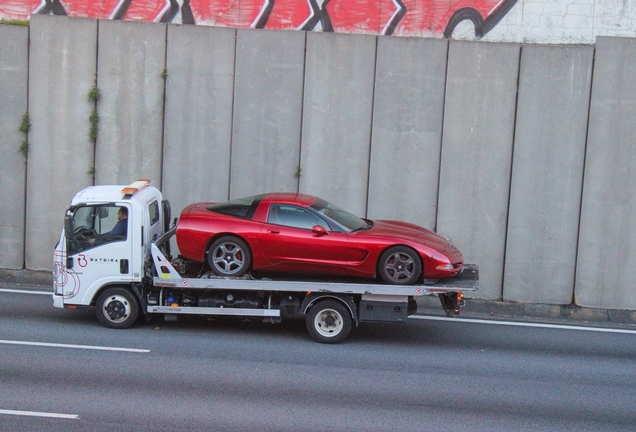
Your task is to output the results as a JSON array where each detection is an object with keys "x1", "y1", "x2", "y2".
[
  {"x1": 0, "y1": 269, "x2": 53, "y2": 291},
  {"x1": 416, "y1": 296, "x2": 636, "y2": 327},
  {"x1": 2, "y1": 269, "x2": 635, "y2": 327}
]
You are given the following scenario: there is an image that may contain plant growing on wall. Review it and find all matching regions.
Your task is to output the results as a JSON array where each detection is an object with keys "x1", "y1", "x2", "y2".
[
  {"x1": 88, "y1": 84, "x2": 100, "y2": 178},
  {"x1": 0, "y1": 19, "x2": 29, "y2": 26},
  {"x1": 18, "y1": 111, "x2": 30, "y2": 159}
]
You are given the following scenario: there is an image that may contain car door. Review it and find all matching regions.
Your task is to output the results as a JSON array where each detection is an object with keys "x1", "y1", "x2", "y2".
[{"x1": 260, "y1": 203, "x2": 350, "y2": 274}]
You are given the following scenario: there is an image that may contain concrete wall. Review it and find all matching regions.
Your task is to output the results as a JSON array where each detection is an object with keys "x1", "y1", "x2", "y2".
[
  {"x1": 229, "y1": 29, "x2": 306, "y2": 199},
  {"x1": 0, "y1": 24, "x2": 28, "y2": 269},
  {"x1": 162, "y1": 25, "x2": 236, "y2": 217},
  {"x1": 437, "y1": 41, "x2": 520, "y2": 300},
  {"x1": 25, "y1": 15, "x2": 97, "y2": 270},
  {"x1": 3, "y1": 17, "x2": 636, "y2": 312},
  {"x1": 504, "y1": 45, "x2": 593, "y2": 304},
  {"x1": 367, "y1": 37, "x2": 447, "y2": 229},
  {"x1": 576, "y1": 37, "x2": 636, "y2": 309},
  {"x1": 299, "y1": 32, "x2": 376, "y2": 217},
  {"x1": 94, "y1": 20, "x2": 166, "y2": 186}
]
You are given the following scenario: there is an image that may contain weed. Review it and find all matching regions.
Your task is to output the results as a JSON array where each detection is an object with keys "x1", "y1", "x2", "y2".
[
  {"x1": 87, "y1": 165, "x2": 96, "y2": 176},
  {"x1": 161, "y1": 68, "x2": 168, "y2": 79},
  {"x1": 19, "y1": 140, "x2": 28, "y2": 158},
  {"x1": 0, "y1": 19, "x2": 29, "y2": 26},
  {"x1": 88, "y1": 86, "x2": 100, "y2": 102},
  {"x1": 18, "y1": 111, "x2": 30, "y2": 159},
  {"x1": 19, "y1": 111, "x2": 30, "y2": 133},
  {"x1": 295, "y1": 166, "x2": 302, "y2": 178}
]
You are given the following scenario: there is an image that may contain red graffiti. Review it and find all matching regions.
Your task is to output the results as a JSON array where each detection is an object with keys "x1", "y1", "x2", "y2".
[{"x1": 1, "y1": 0, "x2": 516, "y2": 38}]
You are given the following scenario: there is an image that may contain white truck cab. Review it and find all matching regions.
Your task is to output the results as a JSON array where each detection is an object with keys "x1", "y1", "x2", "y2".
[{"x1": 53, "y1": 180, "x2": 168, "y2": 309}]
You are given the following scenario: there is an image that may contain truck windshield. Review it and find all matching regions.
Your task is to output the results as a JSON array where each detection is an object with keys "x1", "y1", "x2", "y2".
[{"x1": 67, "y1": 205, "x2": 128, "y2": 255}]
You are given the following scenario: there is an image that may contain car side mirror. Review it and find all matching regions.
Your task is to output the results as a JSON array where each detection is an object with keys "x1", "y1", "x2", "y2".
[{"x1": 311, "y1": 225, "x2": 328, "y2": 236}]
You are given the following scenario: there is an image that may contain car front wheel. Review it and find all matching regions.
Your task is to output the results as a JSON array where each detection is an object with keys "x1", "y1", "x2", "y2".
[{"x1": 378, "y1": 246, "x2": 422, "y2": 285}]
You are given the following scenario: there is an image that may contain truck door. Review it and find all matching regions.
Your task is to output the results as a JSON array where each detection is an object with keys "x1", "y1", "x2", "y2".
[{"x1": 64, "y1": 204, "x2": 133, "y2": 302}]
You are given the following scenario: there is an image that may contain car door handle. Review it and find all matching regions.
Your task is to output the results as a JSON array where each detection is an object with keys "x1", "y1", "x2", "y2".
[{"x1": 267, "y1": 229, "x2": 280, "y2": 234}]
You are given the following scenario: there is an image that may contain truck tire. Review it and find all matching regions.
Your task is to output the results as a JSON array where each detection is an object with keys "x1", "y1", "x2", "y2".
[
  {"x1": 208, "y1": 236, "x2": 252, "y2": 277},
  {"x1": 95, "y1": 287, "x2": 139, "y2": 329},
  {"x1": 306, "y1": 300, "x2": 352, "y2": 344}
]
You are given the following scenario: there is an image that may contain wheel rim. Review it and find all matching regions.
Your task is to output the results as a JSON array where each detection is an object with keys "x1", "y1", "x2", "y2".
[
  {"x1": 314, "y1": 308, "x2": 344, "y2": 338},
  {"x1": 103, "y1": 295, "x2": 131, "y2": 323},
  {"x1": 212, "y1": 242, "x2": 245, "y2": 275},
  {"x1": 384, "y1": 252, "x2": 415, "y2": 282}
]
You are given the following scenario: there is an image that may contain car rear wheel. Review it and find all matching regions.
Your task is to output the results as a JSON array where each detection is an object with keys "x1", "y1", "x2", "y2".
[
  {"x1": 378, "y1": 246, "x2": 422, "y2": 285},
  {"x1": 208, "y1": 236, "x2": 252, "y2": 277}
]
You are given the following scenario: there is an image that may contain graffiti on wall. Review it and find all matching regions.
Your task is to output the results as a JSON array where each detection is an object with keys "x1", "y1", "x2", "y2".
[{"x1": 1, "y1": 0, "x2": 517, "y2": 37}]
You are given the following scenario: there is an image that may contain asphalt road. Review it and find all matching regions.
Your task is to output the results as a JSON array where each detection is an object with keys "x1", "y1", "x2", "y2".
[{"x1": 1, "y1": 288, "x2": 635, "y2": 431}]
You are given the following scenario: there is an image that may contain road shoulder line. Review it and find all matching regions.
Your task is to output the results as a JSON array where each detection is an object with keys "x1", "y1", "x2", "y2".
[{"x1": 412, "y1": 315, "x2": 636, "y2": 334}]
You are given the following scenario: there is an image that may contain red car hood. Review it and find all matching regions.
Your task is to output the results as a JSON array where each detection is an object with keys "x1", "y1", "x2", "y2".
[{"x1": 356, "y1": 220, "x2": 455, "y2": 252}]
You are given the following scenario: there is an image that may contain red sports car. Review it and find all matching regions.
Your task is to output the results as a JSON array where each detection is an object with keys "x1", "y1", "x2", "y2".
[{"x1": 176, "y1": 193, "x2": 463, "y2": 285}]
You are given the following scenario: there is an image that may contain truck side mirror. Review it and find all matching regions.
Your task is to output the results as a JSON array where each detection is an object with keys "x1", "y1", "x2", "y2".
[
  {"x1": 64, "y1": 214, "x2": 75, "y2": 268},
  {"x1": 64, "y1": 214, "x2": 74, "y2": 236}
]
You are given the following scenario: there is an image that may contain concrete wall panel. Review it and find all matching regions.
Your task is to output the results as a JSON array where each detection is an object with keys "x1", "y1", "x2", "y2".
[
  {"x1": 576, "y1": 37, "x2": 636, "y2": 309},
  {"x1": 299, "y1": 32, "x2": 376, "y2": 216},
  {"x1": 437, "y1": 41, "x2": 520, "y2": 299},
  {"x1": 367, "y1": 37, "x2": 447, "y2": 229},
  {"x1": 25, "y1": 16, "x2": 97, "y2": 270},
  {"x1": 0, "y1": 25, "x2": 28, "y2": 269},
  {"x1": 504, "y1": 45, "x2": 593, "y2": 304},
  {"x1": 229, "y1": 29, "x2": 306, "y2": 199},
  {"x1": 95, "y1": 20, "x2": 166, "y2": 186},
  {"x1": 163, "y1": 25, "x2": 236, "y2": 219}
]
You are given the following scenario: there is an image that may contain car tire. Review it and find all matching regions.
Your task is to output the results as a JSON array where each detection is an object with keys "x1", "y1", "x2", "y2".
[
  {"x1": 208, "y1": 236, "x2": 252, "y2": 277},
  {"x1": 378, "y1": 246, "x2": 422, "y2": 285},
  {"x1": 95, "y1": 287, "x2": 139, "y2": 329},
  {"x1": 306, "y1": 300, "x2": 352, "y2": 344}
]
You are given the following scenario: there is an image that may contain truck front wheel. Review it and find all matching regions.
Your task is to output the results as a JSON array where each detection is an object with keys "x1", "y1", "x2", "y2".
[
  {"x1": 306, "y1": 300, "x2": 352, "y2": 344},
  {"x1": 96, "y1": 288, "x2": 139, "y2": 329}
]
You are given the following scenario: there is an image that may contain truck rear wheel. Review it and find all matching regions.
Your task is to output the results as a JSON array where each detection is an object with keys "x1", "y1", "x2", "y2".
[
  {"x1": 96, "y1": 287, "x2": 139, "y2": 329},
  {"x1": 306, "y1": 300, "x2": 352, "y2": 344}
]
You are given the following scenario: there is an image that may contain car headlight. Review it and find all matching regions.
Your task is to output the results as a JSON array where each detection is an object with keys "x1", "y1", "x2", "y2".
[{"x1": 436, "y1": 264, "x2": 454, "y2": 271}]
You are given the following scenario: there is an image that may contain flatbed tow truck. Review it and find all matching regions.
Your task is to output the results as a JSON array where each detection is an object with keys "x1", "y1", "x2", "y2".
[{"x1": 53, "y1": 180, "x2": 478, "y2": 343}]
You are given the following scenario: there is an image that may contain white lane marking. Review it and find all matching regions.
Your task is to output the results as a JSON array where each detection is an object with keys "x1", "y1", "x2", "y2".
[
  {"x1": 0, "y1": 409, "x2": 79, "y2": 419},
  {"x1": 411, "y1": 315, "x2": 636, "y2": 335},
  {"x1": 0, "y1": 288, "x2": 51, "y2": 295},
  {"x1": 0, "y1": 340, "x2": 150, "y2": 353}
]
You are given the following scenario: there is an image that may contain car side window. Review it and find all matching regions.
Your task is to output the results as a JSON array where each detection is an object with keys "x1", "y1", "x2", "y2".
[{"x1": 268, "y1": 204, "x2": 329, "y2": 230}]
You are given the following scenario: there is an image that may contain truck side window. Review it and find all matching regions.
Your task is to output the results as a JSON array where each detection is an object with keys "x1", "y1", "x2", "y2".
[
  {"x1": 149, "y1": 201, "x2": 160, "y2": 226},
  {"x1": 67, "y1": 205, "x2": 128, "y2": 255}
]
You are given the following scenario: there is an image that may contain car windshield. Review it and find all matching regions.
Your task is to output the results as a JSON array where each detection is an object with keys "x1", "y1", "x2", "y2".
[
  {"x1": 207, "y1": 194, "x2": 265, "y2": 220},
  {"x1": 311, "y1": 198, "x2": 369, "y2": 232}
]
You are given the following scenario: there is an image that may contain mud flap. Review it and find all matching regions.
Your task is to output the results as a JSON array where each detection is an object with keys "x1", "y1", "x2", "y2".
[{"x1": 438, "y1": 291, "x2": 465, "y2": 317}]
